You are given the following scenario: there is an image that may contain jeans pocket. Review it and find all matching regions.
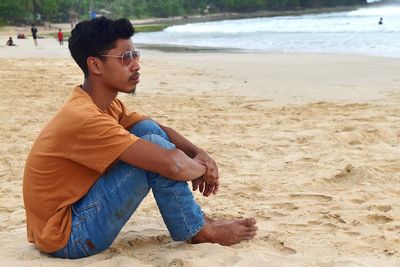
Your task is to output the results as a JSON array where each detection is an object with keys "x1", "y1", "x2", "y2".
[{"x1": 72, "y1": 204, "x2": 98, "y2": 225}]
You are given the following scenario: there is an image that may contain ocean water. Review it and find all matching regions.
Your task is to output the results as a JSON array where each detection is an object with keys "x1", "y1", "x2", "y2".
[{"x1": 134, "y1": 5, "x2": 400, "y2": 58}]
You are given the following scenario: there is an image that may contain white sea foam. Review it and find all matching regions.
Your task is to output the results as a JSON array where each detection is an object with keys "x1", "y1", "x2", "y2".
[{"x1": 134, "y1": 5, "x2": 400, "y2": 57}]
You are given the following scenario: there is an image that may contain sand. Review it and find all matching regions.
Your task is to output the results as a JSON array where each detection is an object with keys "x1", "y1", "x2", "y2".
[{"x1": 0, "y1": 33, "x2": 400, "y2": 266}]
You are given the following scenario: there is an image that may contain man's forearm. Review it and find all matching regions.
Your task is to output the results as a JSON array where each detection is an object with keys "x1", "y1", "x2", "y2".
[
  {"x1": 168, "y1": 149, "x2": 207, "y2": 181},
  {"x1": 157, "y1": 122, "x2": 219, "y2": 190}
]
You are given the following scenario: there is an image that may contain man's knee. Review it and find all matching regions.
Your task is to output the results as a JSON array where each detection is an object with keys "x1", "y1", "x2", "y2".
[
  {"x1": 130, "y1": 119, "x2": 168, "y2": 140},
  {"x1": 141, "y1": 133, "x2": 175, "y2": 150}
]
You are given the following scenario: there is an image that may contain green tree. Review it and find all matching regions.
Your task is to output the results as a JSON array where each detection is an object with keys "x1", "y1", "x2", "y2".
[
  {"x1": 0, "y1": 0, "x2": 30, "y2": 23},
  {"x1": 0, "y1": 0, "x2": 368, "y2": 25},
  {"x1": 39, "y1": 0, "x2": 60, "y2": 21},
  {"x1": 145, "y1": 0, "x2": 184, "y2": 17}
]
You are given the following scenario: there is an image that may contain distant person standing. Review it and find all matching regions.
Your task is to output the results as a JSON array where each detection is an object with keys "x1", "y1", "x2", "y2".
[
  {"x1": 379, "y1": 17, "x2": 383, "y2": 25},
  {"x1": 31, "y1": 24, "x2": 38, "y2": 46},
  {"x1": 57, "y1": 29, "x2": 64, "y2": 45}
]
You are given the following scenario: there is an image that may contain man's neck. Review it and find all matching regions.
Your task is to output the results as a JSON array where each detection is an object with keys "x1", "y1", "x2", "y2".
[{"x1": 82, "y1": 79, "x2": 118, "y2": 112}]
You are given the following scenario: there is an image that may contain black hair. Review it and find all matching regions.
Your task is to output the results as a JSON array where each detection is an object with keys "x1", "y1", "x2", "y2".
[{"x1": 68, "y1": 17, "x2": 135, "y2": 77}]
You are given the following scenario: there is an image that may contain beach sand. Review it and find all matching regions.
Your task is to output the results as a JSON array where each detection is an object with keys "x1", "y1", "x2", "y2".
[{"x1": 0, "y1": 36, "x2": 400, "y2": 266}]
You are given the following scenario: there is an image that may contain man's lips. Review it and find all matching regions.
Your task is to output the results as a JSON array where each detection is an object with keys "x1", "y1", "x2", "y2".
[{"x1": 130, "y1": 73, "x2": 140, "y2": 82}]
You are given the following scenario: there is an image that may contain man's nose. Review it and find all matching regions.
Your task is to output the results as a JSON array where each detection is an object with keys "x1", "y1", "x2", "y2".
[{"x1": 130, "y1": 59, "x2": 140, "y2": 73}]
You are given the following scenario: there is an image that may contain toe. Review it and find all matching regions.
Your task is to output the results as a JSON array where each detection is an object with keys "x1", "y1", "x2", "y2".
[
  {"x1": 247, "y1": 226, "x2": 258, "y2": 232},
  {"x1": 243, "y1": 217, "x2": 257, "y2": 227}
]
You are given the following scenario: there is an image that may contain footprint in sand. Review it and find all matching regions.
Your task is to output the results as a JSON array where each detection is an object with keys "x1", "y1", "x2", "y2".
[
  {"x1": 301, "y1": 156, "x2": 319, "y2": 162},
  {"x1": 242, "y1": 184, "x2": 263, "y2": 193},
  {"x1": 367, "y1": 205, "x2": 392, "y2": 212},
  {"x1": 288, "y1": 193, "x2": 333, "y2": 202},
  {"x1": 341, "y1": 126, "x2": 356, "y2": 132},
  {"x1": 168, "y1": 258, "x2": 186, "y2": 267},
  {"x1": 345, "y1": 231, "x2": 361, "y2": 237},
  {"x1": 260, "y1": 235, "x2": 297, "y2": 255},
  {"x1": 349, "y1": 198, "x2": 367, "y2": 204},
  {"x1": 386, "y1": 225, "x2": 400, "y2": 231},
  {"x1": 365, "y1": 214, "x2": 393, "y2": 224},
  {"x1": 125, "y1": 234, "x2": 171, "y2": 248},
  {"x1": 270, "y1": 202, "x2": 299, "y2": 211},
  {"x1": 296, "y1": 135, "x2": 314, "y2": 144},
  {"x1": 348, "y1": 140, "x2": 362, "y2": 145},
  {"x1": 328, "y1": 164, "x2": 377, "y2": 186},
  {"x1": 322, "y1": 213, "x2": 347, "y2": 224}
]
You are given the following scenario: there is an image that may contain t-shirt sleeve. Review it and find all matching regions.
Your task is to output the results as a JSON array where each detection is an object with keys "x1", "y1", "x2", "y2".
[
  {"x1": 68, "y1": 113, "x2": 139, "y2": 173},
  {"x1": 115, "y1": 99, "x2": 148, "y2": 129}
]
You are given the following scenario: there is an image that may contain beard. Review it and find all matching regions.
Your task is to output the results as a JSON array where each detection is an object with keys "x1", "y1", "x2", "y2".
[
  {"x1": 128, "y1": 85, "x2": 137, "y2": 95},
  {"x1": 127, "y1": 73, "x2": 139, "y2": 95}
]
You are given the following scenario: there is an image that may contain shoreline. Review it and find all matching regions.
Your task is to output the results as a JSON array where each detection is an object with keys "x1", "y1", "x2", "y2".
[
  {"x1": 1, "y1": 35, "x2": 397, "y2": 61},
  {"x1": 2, "y1": 36, "x2": 400, "y2": 61},
  {"x1": 1, "y1": 36, "x2": 400, "y2": 62},
  {"x1": 135, "y1": 43, "x2": 400, "y2": 60}
]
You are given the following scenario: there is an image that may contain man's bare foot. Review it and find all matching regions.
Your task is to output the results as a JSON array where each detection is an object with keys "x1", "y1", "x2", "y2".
[{"x1": 191, "y1": 217, "x2": 258, "y2": 246}]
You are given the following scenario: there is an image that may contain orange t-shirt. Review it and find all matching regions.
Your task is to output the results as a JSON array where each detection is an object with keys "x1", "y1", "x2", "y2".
[{"x1": 23, "y1": 86, "x2": 147, "y2": 253}]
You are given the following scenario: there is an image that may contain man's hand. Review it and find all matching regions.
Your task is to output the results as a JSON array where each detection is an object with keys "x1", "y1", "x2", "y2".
[
  {"x1": 192, "y1": 177, "x2": 205, "y2": 193},
  {"x1": 192, "y1": 176, "x2": 219, "y2": 197},
  {"x1": 191, "y1": 150, "x2": 219, "y2": 197},
  {"x1": 157, "y1": 123, "x2": 219, "y2": 194}
]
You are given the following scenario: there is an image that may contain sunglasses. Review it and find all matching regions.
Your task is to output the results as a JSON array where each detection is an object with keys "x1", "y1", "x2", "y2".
[{"x1": 99, "y1": 49, "x2": 140, "y2": 66}]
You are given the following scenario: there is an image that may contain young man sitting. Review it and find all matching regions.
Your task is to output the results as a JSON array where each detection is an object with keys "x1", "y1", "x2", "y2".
[{"x1": 23, "y1": 17, "x2": 257, "y2": 259}]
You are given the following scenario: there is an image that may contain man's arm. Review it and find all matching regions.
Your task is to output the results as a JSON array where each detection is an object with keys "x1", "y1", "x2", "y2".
[
  {"x1": 157, "y1": 122, "x2": 220, "y2": 196},
  {"x1": 118, "y1": 139, "x2": 206, "y2": 181}
]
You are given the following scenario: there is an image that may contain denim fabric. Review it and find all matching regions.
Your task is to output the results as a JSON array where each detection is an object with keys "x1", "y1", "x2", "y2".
[{"x1": 52, "y1": 120, "x2": 205, "y2": 259}]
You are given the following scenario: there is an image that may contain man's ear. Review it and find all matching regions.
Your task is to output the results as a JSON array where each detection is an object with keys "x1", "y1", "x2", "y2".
[{"x1": 87, "y1": 57, "x2": 102, "y2": 76}]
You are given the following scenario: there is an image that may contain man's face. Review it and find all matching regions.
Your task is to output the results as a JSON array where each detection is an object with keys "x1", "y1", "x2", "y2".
[{"x1": 99, "y1": 38, "x2": 140, "y2": 94}]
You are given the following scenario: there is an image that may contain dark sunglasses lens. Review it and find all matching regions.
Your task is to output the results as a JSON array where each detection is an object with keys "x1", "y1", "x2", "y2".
[
  {"x1": 122, "y1": 52, "x2": 133, "y2": 65},
  {"x1": 122, "y1": 51, "x2": 139, "y2": 65}
]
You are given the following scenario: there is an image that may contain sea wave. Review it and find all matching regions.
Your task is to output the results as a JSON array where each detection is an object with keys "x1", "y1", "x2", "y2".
[
  {"x1": 135, "y1": 5, "x2": 400, "y2": 58},
  {"x1": 164, "y1": 6, "x2": 400, "y2": 34}
]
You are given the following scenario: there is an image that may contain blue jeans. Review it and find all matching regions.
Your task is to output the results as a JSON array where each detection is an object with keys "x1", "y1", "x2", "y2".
[{"x1": 52, "y1": 120, "x2": 205, "y2": 259}]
